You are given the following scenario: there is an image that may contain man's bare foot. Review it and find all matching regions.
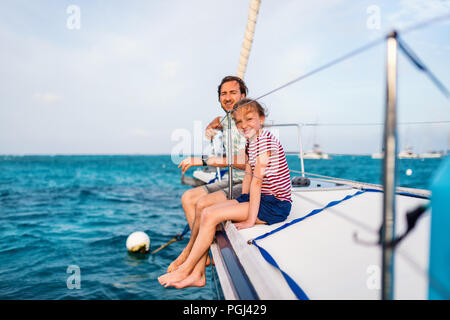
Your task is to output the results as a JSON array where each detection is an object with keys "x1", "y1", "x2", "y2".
[
  {"x1": 167, "y1": 248, "x2": 190, "y2": 272},
  {"x1": 168, "y1": 271, "x2": 206, "y2": 289}
]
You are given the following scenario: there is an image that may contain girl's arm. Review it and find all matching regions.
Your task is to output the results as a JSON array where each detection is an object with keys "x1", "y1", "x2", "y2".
[
  {"x1": 235, "y1": 151, "x2": 270, "y2": 230},
  {"x1": 241, "y1": 162, "x2": 252, "y2": 194}
]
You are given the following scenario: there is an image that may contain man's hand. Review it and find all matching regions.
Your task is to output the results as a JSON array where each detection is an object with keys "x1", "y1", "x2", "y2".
[
  {"x1": 205, "y1": 116, "x2": 222, "y2": 140},
  {"x1": 205, "y1": 128, "x2": 219, "y2": 141},
  {"x1": 178, "y1": 157, "x2": 203, "y2": 173}
]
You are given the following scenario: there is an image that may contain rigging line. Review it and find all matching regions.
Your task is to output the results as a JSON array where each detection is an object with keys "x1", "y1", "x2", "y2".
[
  {"x1": 289, "y1": 169, "x2": 431, "y2": 198},
  {"x1": 252, "y1": 37, "x2": 385, "y2": 102},
  {"x1": 290, "y1": 169, "x2": 384, "y2": 189},
  {"x1": 230, "y1": 13, "x2": 450, "y2": 114},
  {"x1": 299, "y1": 120, "x2": 450, "y2": 126},
  {"x1": 397, "y1": 36, "x2": 450, "y2": 99},
  {"x1": 398, "y1": 11, "x2": 450, "y2": 36}
]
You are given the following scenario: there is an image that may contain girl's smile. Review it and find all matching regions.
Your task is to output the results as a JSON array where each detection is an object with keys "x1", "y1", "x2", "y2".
[{"x1": 233, "y1": 109, "x2": 265, "y2": 141}]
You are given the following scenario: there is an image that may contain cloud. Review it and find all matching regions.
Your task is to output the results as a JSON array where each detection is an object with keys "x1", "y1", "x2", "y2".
[
  {"x1": 161, "y1": 60, "x2": 180, "y2": 79},
  {"x1": 387, "y1": 0, "x2": 450, "y2": 29},
  {"x1": 129, "y1": 128, "x2": 152, "y2": 138},
  {"x1": 32, "y1": 92, "x2": 62, "y2": 104}
]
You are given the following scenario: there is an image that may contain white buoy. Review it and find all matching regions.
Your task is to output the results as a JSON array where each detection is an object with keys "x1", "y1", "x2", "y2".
[
  {"x1": 406, "y1": 169, "x2": 413, "y2": 176},
  {"x1": 126, "y1": 231, "x2": 150, "y2": 253}
]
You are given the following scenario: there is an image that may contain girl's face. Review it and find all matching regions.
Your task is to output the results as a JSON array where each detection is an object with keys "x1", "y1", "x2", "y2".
[{"x1": 234, "y1": 108, "x2": 265, "y2": 140}]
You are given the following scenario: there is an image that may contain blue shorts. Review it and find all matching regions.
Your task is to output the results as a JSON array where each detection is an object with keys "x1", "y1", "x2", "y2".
[{"x1": 235, "y1": 193, "x2": 291, "y2": 225}]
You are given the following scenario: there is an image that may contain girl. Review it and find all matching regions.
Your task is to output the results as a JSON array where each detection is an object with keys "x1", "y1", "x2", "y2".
[{"x1": 158, "y1": 98, "x2": 292, "y2": 289}]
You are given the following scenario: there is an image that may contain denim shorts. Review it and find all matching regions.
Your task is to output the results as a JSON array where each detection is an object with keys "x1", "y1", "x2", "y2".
[{"x1": 235, "y1": 193, "x2": 291, "y2": 225}]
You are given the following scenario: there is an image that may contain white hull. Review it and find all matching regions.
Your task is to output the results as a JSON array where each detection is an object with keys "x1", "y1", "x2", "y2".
[
  {"x1": 419, "y1": 153, "x2": 444, "y2": 159},
  {"x1": 303, "y1": 153, "x2": 330, "y2": 160}
]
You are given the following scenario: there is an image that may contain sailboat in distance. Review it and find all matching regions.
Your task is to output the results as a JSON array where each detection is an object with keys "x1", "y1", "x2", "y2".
[
  {"x1": 398, "y1": 146, "x2": 419, "y2": 159},
  {"x1": 303, "y1": 143, "x2": 330, "y2": 159}
]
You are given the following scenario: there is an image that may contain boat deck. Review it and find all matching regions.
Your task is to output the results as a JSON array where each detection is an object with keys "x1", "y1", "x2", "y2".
[{"x1": 211, "y1": 181, "x2": 430, "y2": 299}]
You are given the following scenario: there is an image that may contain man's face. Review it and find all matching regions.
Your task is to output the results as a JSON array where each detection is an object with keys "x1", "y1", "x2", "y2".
[{"x1": 219, "y1": 80, "x2": 245, "y2": 112}]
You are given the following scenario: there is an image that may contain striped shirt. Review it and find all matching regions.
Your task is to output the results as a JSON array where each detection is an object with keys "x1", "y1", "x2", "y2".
[{"x1": 247, "y1": 130, "x2": 292, "y2": 202}]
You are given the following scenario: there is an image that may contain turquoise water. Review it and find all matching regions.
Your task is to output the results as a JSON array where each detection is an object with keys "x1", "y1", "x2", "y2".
[{"x1": 0, "y1": 155, "x2": 444, "y2": 299}]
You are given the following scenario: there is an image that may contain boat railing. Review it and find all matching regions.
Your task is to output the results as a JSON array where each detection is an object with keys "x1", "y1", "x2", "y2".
[{"x1": 263, "y1": 123, "x2": 305, "y2": 177}]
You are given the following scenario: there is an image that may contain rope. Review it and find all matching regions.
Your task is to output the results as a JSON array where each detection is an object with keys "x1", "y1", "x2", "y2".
[
  {"x1": 231, "y1": 13, "x2": 450, "y2": 114},
  {"x1": 151, "y1": 224, "x2": 190, "y2": 254},
  {"x1": 237, "y1": 0, "x2": 261, "y2": 79},
  {"x1": 397, "y1": 36, "x2": 449, "y2": 99}
]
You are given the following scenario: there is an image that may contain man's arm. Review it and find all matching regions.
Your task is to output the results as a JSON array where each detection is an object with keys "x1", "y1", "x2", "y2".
[
  {"x1": 205, "y1": 116, "x2": 223, "y2": 140},
  {"x1": 204, "y1": 149, "x2": 246, "y2": 170},
  {"x1": 178, "y1": 149, "x2": 245, "y2": 173}
]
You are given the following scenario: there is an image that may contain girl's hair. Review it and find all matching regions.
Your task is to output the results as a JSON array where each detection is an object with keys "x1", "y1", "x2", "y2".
[{"x1": 232, "y1": 98, "x2": 267, "y2": 118}]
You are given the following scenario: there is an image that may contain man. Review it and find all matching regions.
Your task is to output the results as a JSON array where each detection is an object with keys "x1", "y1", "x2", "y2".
[{"x1": 167, "y1": 76, "x2": 247, "y2": 273}]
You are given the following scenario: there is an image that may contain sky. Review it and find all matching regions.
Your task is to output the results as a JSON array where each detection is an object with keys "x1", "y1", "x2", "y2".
[{"x1": 0, "y1": 0, "x2": 449, "y2": 155}]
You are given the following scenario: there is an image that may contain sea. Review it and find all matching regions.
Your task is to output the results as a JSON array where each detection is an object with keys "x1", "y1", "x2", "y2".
[{"x1": 0, "y1": 154, "x2": 445, "y2": 300}]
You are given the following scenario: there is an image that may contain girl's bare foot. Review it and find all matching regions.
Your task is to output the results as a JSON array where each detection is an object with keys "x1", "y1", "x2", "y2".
[{"x1": 169, "y1": 271, "x2": 206, "y2": 289}]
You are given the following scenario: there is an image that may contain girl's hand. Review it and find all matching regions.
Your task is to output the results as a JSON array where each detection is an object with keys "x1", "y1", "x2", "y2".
[
  {"x1": 178, "y1": 157, "x2": 202, "y2": 173},
  {"x1": 234, "y1": 220, "x2": 255, "y2": 230}
]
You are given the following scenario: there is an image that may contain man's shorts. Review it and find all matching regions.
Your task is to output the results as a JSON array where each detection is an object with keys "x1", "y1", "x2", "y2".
[
  {"x1": 235, "y1": 193, "x2": 291, "y2": 225},
  {"x1": 203, "y1": 179, "x2": 243, "y2": 199}
]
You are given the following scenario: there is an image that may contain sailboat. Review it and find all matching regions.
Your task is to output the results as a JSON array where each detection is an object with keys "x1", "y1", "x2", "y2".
[
  {"x1": 194, "y1": 1, "x2": 450, "y2": 300},
  {"x1": 303, "y1": 143, "x2": 330, "y2": 159},
  {"x1": 398, "y1": 146, "x2": 419, "y2": 159},
  {"x1": 419, "y1": 151, "x2": 445, "y2": 159}
]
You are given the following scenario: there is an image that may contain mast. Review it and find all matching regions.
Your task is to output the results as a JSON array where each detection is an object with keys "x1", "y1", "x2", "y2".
[
  {"x1": 381, "y1": 30, "x2": 398, "y2": 300},
  {"x1": 237, "y1": 0, "x2": 261, "y2": 80},
  {"x1": 226, "y1": 0, "x2": 261, "y2": 199}
]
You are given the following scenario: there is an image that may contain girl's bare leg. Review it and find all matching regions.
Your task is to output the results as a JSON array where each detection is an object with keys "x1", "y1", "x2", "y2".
[
  {"x1": 167, "y1": 191, "x2": 229, "y2": 272},
  {"x1": 158, "y1": 201, "x2": 249, "y2": 286}
]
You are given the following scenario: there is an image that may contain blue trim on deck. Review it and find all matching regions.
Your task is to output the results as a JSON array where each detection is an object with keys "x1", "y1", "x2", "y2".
[{"x1": 252, "y1": 188, "x2": 373, "y2": 300}]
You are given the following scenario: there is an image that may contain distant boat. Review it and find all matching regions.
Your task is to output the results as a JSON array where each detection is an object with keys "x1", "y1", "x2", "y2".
[
  {"x1": 398, "y1": 147, "x2": 419, "y2": 159},
  {"x1": 419, "y1": 151, "x2": 445, "y2": 159},
  {"x1": 371, "y1": 152, "x2": 384, "y2": 159},
  {"x1": 303, "y1": 144, "x2": 330, "y2": 159}
]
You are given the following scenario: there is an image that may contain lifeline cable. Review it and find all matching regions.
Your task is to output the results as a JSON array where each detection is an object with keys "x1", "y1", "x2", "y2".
[{"x1": 230, "y1": 12, "x2": 450, "y2": 114}]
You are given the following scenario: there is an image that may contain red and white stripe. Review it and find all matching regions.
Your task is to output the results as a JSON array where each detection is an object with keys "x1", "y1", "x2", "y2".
[{"x1": 247, "y1": 130, "x2": 292, "y2": 202}]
